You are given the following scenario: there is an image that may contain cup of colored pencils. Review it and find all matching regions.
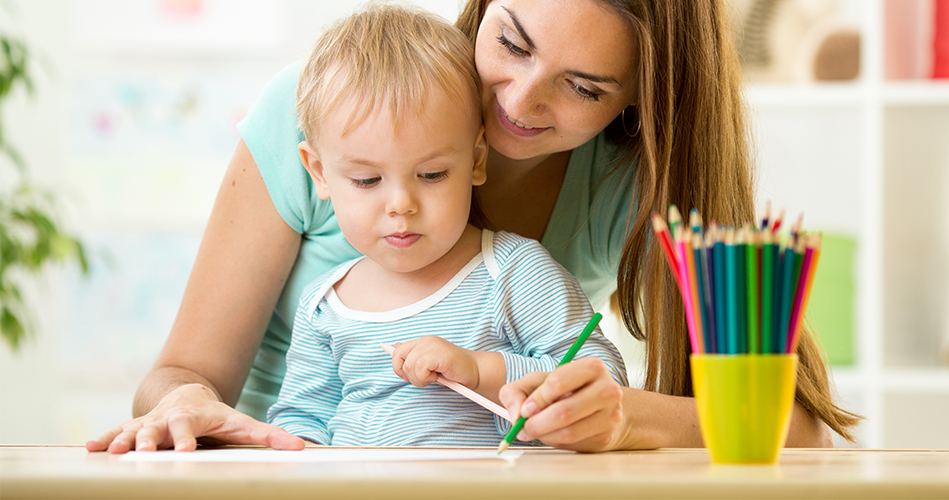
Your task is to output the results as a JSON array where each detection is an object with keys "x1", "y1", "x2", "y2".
[{"x1": 652, "y1": 204, "x2": 819, "y2": 464}]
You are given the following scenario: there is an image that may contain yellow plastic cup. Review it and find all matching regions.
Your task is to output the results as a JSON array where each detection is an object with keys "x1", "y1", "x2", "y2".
[{"x1": 690, "y1": 354, "x2": 798, "y2": 464}]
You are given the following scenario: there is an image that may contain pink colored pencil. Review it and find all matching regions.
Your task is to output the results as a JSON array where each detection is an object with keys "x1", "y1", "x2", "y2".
[
  {"x1": 786, "y1": 234, "x2": 822, "y2": 354},
  {"x1": 785, "y1": 237, "x2": 813, "y2": 353},
  {"x1": 674, "y1": 227, "x2": 701, "y2": 354},
  {"x1": 379, "y1": 343, "x2": 512, "y2": 421}
]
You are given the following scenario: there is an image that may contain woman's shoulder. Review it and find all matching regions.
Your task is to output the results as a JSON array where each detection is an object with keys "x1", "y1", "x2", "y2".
[
  {"x1": 237, "y1": 61, "x2": 333, "y2": 233},
  {"x1": 571, "y1": 132, "x2": 628, "y2": 175}
]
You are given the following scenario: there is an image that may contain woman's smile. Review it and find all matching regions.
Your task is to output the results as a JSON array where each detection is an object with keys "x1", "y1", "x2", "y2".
[{"x1": 496, "y1": 100, "x2": 547, "y2": 137}]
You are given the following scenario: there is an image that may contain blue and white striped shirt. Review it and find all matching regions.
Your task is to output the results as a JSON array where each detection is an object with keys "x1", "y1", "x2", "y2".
[{"x1": 267, "y1": 230, "x2": 627, "y2": 446}]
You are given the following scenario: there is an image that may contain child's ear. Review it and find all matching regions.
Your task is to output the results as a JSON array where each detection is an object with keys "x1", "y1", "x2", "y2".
[
  {"x1": 471, "y1": 125, "x2": 487, "y2": 187},
  {"x1": 299, "y1": 141, "x2": 331, "y2": 200}
]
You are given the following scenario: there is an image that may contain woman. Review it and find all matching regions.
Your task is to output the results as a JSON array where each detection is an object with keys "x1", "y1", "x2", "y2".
[{"x1": 88, "y1": 0, "x2": 859, "y2": 454}]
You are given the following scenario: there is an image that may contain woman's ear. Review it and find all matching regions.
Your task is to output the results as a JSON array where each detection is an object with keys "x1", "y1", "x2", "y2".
[
  {"x1": 471, "y1": 125, "x2": 487, "y2": 187},
  {"x1": 298, "y1": 141, "x2": 331, "y2": 200}
]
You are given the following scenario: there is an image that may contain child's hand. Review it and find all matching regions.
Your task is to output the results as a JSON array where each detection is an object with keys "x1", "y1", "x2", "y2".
[{"x1": 390, "y1": 336, "x2": 479, "y2": 389}]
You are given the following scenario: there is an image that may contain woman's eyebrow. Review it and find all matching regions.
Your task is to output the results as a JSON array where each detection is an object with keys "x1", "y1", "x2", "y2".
[
  {"x1": 502, "y1": 6, "x2": 621, "y2": 87},
  {"x1": 565, "y1": 70, "x2": 619, "y2": 85},
  {"x1": 502, "y1": 7, "x2": 535, "y2": 50}
]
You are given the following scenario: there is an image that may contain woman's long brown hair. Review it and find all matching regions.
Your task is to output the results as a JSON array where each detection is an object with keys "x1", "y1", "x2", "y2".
[{"x1": 457, "y1": 0, "x2": 861, "y2": 442}]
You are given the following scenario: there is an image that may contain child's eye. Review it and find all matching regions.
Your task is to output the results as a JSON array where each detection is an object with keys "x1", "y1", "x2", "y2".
[
  {"x1": 570, "y1": 81, "x2": 601, "y2": 102},
  {"x1": 419, "y1": 171, "x2": 449, "y2": 182},
  {"x1": 350, "y1": 177, "x2": 380, "y2": 188},
  {"x1": 496, "y1": 34, "x2": 527, "y2": 56}
]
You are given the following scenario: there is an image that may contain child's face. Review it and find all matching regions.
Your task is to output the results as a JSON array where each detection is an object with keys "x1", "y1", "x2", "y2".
[{"x1": 300, "y1": 91, "x2": 486, "y2": 274}]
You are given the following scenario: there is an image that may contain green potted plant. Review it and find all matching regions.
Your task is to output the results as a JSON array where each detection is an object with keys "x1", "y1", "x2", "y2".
[{"x1": 1, "y1": 29, "x2": 88, "y2": 350}]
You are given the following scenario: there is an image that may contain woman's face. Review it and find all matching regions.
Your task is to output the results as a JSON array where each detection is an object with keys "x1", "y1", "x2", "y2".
[{"x1": 475, "y1": 0, "x2": 638, "y2": 161}]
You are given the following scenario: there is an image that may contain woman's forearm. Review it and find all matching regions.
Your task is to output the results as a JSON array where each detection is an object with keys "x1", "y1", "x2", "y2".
[
  {"x1": 615, "y1": 388, "x2": 834, "y2": 450},
  {"x1": 785, "y1": 401, "x2": 834, "y2": 447},
  {"x1": 132, "y1": 367, "x2": 223, "y2": 418},
  {"x1": 615, "y1": 388, "x2": 704, "y2": 449}
]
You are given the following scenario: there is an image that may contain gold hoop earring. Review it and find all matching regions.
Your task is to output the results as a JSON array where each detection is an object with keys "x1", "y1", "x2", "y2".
[{"x1": 621, "y1": 106, "x2": 641, "y2": 137}]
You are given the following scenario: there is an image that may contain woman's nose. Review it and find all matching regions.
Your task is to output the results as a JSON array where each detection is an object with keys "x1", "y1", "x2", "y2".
[{"x1": 505, "y1": 69, "x2": 547, "y2": 117}]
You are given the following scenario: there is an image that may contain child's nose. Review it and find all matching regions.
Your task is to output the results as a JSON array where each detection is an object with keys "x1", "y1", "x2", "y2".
[{"x1": 386, "y1": 185, "x2": 418, "y2": 216}]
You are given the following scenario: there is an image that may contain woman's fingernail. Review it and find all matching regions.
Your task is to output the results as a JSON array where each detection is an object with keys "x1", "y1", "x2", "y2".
[
  {"x1": 517, "y1": 431, "x2": 528, "y2": 442},
  {"x1": 521, "y1": 401, "x2": 538, "y2": 417},
  {"x1": 507, "y1": 406, "x2": 518, "y2": 420}
]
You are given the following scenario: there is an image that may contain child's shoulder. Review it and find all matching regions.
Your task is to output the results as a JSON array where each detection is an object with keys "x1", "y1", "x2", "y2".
[
  {"x1": 298, "y1": 257, "x2": 363, "y2": 316},
  {"x1": 485, "y1": 230, "x2": 560, "y2": 276}
]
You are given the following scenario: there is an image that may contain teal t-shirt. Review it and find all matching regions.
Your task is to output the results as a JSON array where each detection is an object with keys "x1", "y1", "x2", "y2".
[{"x1": 234, "y1": 62, "x2": 636, "y2": 421}]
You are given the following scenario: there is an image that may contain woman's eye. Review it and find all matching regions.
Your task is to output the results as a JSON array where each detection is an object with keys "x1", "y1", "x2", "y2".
[
  {"x1": 496, "y1": 34, "x2": 527, "y2": 56},
  {"x1": 571, "y1": 82, "x2": 601, "y2": 102},
  {"x1": 350, "y1": 177, "x2": 380, "y2": 188},
  {"x1": 420, "y1": 171, "x2": 449, "y2": 182}
]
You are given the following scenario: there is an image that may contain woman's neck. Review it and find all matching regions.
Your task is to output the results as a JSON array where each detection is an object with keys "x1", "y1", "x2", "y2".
[{"x1": 476, "y1": 148, "x2": 571, "y2": 241}]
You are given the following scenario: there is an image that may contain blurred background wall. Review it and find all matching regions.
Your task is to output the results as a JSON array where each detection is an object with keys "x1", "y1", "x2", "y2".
[{"x1": 1, "y1": 0, "x2": 947, "y2": 449}]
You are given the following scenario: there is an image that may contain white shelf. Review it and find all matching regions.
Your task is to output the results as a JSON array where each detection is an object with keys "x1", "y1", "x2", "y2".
[
  {"x1": 833, "y1": 367, "x2": 949, "y2": 394},
  {"x1": 746, "y1": 82, "x2": 867, "y2": 108},
  {"x1": 748, "y1": 81, "x2": 949, "y2": 109},
  {"x1": 748, "y1": 0, "x2": 949, "y2": 448},
  {"x1": 881, "y1": 369, "x2": 949, "y2": 393},
  {"x1": 882, "y1": 81, "x2": 949, "y2": 106}
]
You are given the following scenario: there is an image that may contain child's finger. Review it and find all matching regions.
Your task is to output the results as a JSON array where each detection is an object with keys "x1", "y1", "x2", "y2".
[{"x1": 390, "y1": 348, "x2": 408, "y2": 381}]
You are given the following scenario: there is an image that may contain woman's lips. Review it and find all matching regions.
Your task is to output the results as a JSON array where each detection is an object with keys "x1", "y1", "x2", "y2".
[
  {"x1": 385, "y1": 233, "x2": 421, "y2": 248},
  {"x1": 496, "y1": 101, "x2": 548, "y2": 137}
]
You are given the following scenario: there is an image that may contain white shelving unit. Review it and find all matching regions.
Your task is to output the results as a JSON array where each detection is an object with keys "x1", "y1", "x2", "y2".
[{"x1": 747, "y1": 1, "x2": 949, "y2": 448}]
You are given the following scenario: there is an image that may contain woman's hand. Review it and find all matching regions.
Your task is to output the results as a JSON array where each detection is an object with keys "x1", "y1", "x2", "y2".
[
  {"x1": 498, "y1": 357, "x2": 628, "y2": 452},
  {"x1": 85, "y1": 383, "x2": 305, "y2": 454}
]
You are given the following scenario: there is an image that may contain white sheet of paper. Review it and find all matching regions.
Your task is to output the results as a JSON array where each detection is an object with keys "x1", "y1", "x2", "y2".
[{"x1": 119, "y1": 448, "x2": 523, "y2": 463}]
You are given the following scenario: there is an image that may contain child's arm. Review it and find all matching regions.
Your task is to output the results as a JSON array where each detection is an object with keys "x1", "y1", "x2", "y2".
[
  {"x1": 493, "y1": 240, "x2": 628, "y2": 390},
  {"x1": 390, "y1": 337, "x2": 507, "y2": 405},
  {"x1": 267, "y1": 293, "x2": 344, "y2": 445}
]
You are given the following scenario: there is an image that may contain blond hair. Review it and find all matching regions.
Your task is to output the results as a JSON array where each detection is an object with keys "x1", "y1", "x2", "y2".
[
  {"x1": 297, "y1": 2, "x2": 481, "y2": 145},
  {"x1": 457, "y1": 0, "x2": 861, "y2": 442}
]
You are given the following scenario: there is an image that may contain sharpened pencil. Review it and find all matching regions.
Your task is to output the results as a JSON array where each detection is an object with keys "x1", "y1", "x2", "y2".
[
  {"x1": 787, "y1": 233, "x2": 822, "y2": 354},
  {"x1": 652, "y1": 213, "x2": 682, "y2": 291},
  {"x1": 744, "y1": 226, "x2": 760, "y2": 354},
  {"x1": 497, "y1": 313, "x2": 602, "y2": 453},
  {"x1": 761, "y1": 230, "x2": 774, "y2": 354}
]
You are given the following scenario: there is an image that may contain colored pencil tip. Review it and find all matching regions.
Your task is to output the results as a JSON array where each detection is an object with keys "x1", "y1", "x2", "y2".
[
  {"x1": 689, "y1": 208, "x2": 703, "y2": 231},
  {"x1": 651, "y1": 212, "x2": 667, "y2": 230},
  {"x1": 497, "y1": 440, "x2": 510, "y2": 454}
]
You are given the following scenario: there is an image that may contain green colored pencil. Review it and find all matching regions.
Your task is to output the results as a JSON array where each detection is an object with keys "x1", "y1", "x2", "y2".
[
  {"x1": 778, "y1": 239, "x2": 797, "y2": 354},
  {"x1": 745, "y1": 227, "x2": 760, "y2": 354},
  {"x1": 724, "y1": 229, "x2": 737, "y2": 354},
  {"x1": 497, "y1": 313, "x2": 603, "y2": 453},
  {"x1": 712, "y1": 227, "x2": 726, "y2": 354},
  {"x1": 735, "y1": 229, "x2": 747, "y2": 354},
  {"x1": 761, "y1": 231, "x2": 774, "y2": 354}
]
